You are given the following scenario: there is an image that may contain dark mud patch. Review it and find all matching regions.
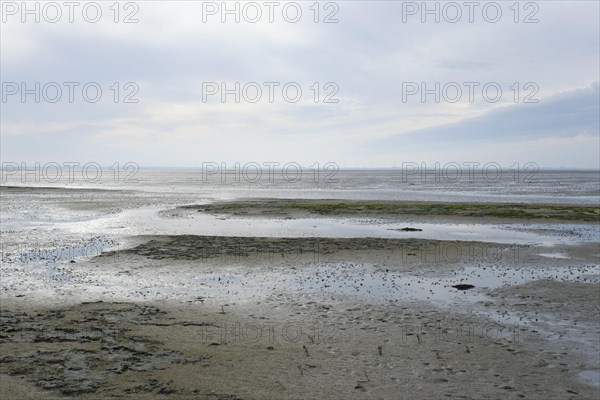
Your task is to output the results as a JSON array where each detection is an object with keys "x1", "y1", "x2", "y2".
[
  {"x1": 108, "y1": 235, "x2": 462, "y2": 261},
  {"x1": 0, "y1": 302, "x2": 239, "y2": 399},
  {"x1": 182, "y1": 199, "x2": 600, "y2": 222}
]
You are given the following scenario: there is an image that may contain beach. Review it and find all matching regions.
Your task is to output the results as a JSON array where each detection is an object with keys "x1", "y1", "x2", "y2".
[
  {"x1": 3, "y1": 0, "x2": 599, "y2": 397},
  {"x1": 1, "y1": 180, "x2": 599, "y2": 399}
]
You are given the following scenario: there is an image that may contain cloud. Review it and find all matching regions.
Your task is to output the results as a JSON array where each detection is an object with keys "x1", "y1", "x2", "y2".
[
  {"x1": 1, "y1": 1, "x2": 599, "y2": 167},
  {"x1": 372, "y1": 83, "x2": 599, "y2": 146}
]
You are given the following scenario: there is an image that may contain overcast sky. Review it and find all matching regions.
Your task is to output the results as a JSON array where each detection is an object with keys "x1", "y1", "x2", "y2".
[{"x1": 1, "y1": 0, "x2": 599, "y2": 168}]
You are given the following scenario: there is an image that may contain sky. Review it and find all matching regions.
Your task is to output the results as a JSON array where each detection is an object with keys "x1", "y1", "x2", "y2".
[{"x1": 1, "y1": 0, "x2": 599, "y2": 168}]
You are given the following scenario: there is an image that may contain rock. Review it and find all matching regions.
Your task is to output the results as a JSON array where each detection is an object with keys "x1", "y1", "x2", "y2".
[
  {"x1": 159, "y1": 386, "x2": 175, "y2": 394},
  {"x1": 452, "y1": 284, "x2": 475, "y2": 290}
]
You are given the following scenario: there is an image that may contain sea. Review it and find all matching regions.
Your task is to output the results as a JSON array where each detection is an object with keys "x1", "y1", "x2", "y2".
[{"x1": 1, "y1": 167, "x2": 599, "y2": 204}]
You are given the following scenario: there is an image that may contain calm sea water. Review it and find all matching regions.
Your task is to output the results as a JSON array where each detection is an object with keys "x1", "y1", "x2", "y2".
[{"x1": 1, "y1": 168, "x2": 599, "y2": 204}]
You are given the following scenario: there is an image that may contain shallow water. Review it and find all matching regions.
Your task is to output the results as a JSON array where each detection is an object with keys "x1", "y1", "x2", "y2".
[{"x1": 2, "y1": 168, "x2": 599, "y2": 204}]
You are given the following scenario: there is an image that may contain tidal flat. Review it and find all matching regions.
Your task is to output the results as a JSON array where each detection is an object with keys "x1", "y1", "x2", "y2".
[
  {"x1": 185, "y1": 199, "x2": 600, "y2": 222},
  {"x1": 1, "y1": 188, "x2": 599, "y2": 399}
]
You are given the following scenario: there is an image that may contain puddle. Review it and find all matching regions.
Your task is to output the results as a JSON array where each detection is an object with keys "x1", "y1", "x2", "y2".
[
  {"x1": 578, "y1": 370, "x2": 600, "y2": 387},
  {"x1": 538, "y1": 252, "x2": 571, "y2": 259},
  {"x1": 57, "y1": 206, "x2": 598, "y2": 247}
]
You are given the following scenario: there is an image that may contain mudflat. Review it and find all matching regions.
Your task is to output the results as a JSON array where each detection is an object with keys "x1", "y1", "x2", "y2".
[
  {"x1": 1, "y1": 198, "x2": 599, "y2": 399},
  {"x1": 185, "y1": 199, "x2": 600, "y2": 222}
]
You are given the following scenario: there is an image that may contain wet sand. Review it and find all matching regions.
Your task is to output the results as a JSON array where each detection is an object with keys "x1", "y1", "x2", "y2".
[
  {"x1": 1, "y1": 195, "x2": 599, "y2": 399},
  {"x1": 1, "y1": 280, "x2": 598, "y2": 399}
]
